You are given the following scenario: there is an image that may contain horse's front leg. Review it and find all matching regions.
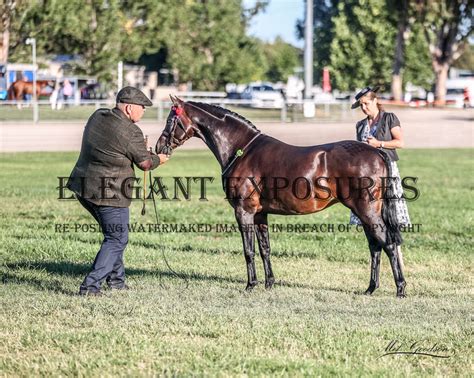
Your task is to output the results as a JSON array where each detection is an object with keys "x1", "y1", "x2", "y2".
[
  {"x1": 254, "y1": 212, "x2": 275, "y2": 289},
  {"x1": 384, "y1": 243, "x2": 407, "y2": 298},
  {"x1": 235, "y1": 207, "x2": 257, "y2": 291}
]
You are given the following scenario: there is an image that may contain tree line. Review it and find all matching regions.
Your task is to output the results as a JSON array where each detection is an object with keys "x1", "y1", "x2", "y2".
[
  {"x1": 1, "y1": 0, "x2": 472, "y2": 103},
  {"x1": 300, "y1": 0, "x2": 473, "y2": 103},
  {"x1": 1, "y1": 0, "x2": 297, "y2": 90}
]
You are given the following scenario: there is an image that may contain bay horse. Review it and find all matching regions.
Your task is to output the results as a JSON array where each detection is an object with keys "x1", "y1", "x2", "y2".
[{"x1": 156, "y1": 96, "x2": 407, "y2": 297}]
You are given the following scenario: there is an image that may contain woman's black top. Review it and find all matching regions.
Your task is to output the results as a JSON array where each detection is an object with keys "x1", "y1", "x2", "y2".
[{"x1": 355, "y1": 111, "x2": 401, "y2": 161}]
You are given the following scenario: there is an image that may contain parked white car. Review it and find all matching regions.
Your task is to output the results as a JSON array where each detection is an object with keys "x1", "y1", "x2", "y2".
[
  {"x1": 445, "y1": 78, "x2": 474, "y2": 108},
  {"x1": 241, "y1": 83, "x2": 284, "y2": 109}
]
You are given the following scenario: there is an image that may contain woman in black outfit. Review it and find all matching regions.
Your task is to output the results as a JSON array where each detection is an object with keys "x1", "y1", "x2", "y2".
[{"x1": 350, "y1": 86, "x2": 410, "y2": 268}]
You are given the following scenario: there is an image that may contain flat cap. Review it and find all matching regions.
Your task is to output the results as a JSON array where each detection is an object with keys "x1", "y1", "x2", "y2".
[{"x1": 116, "y1": 86, "x2": 152, "y2": 106}]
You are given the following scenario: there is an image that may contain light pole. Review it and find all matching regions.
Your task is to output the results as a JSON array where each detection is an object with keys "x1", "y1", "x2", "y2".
[
  {"x1": 25, "y1": 37, "x2": 38, "y2": 123},
  {"x1": 304, "y1": 0, "x2": 313, "y2": 100},
  {"x1": 118, "y1": 60, "x2": 123, "y2": 91},
  {"x1": 303, "y1": 0, "x2": 315, "y2": 118}
]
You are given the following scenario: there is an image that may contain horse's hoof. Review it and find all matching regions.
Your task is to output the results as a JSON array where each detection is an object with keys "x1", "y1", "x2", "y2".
[
  {"x1": 396, "y1": 283, "x2": 407, "y2": 298},
  {"x1": 396, "y1": 289, "x2": 406, "y2": 298},
  {"x1": 265, "y1": 278, "x2": 275, "y2": 290},
  {"x1": 364, "y1": 286, "x2": 377, "y2": 295},
  {"x1": 245, "y1": 283, "x2": 257, "y2": 292}
]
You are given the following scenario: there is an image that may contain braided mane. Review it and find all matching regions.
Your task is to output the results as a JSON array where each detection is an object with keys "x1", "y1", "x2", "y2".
[{"x1": 188, "y1": 101, "x2": 258, "y2": 131}]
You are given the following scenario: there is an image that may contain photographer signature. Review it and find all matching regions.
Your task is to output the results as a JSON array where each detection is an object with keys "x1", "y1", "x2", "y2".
[{"x1": 380, "y1": 340, "x2": 453, "y2": 359}]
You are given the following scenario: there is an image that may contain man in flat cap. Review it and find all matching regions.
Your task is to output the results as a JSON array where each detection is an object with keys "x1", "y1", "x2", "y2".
[{"x1": 67, "y1": 86, "x2": 169, "y2": 296}]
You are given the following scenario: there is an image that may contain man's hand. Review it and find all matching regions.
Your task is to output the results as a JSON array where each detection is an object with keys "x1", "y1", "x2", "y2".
[
  {"x1": 158, "y1": 154, "x2": 170, "y2": 165},
  {"x1": 137, "y1": 154, "x2": 170, "y2": 170}
]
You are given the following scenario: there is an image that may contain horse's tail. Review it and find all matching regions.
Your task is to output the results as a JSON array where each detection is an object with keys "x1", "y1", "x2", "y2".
[{"x1": 379, "y1": 150, "x2": 403, "y2": 246}]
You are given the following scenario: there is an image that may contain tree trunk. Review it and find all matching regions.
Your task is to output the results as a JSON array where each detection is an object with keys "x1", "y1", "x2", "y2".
[
  {"x1": 1, "y1": 16, "x2": 10, "y2": 63},
  {"x1": 421, "y1": 0, "x2": 472, "y2": 107},
  {"x1": 391, "y1": 74, "x2": 403, "y2": 102},
  {"x1": 434, "y1": 62, "x2": 449, "y2": 106},
  {"x1": 391, "y1": 0, "x2": 409, "y2": 102}
]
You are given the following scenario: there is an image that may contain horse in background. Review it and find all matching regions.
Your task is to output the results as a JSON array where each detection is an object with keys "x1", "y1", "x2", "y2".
[{"x1": 7, "y1": 80, "x2": 52, "y2": 108}]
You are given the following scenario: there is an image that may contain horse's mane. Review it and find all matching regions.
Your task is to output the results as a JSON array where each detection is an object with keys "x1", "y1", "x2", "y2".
[{"x1": 188, "y1": 101, "x2": 258, "y2": 131}]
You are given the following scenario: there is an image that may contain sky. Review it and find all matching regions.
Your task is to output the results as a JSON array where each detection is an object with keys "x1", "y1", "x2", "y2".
[{"x1": 245, "y1": 0, "x2": 305, "y2": 48}]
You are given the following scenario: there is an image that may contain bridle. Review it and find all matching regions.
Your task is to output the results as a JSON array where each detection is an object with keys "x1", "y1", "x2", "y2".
[
  {"x1": 161, "y1": 104, "x2": 262, "y2": 177},
  {"x1": 160, "y1": 106, "x2": 195, "y2": 155}
]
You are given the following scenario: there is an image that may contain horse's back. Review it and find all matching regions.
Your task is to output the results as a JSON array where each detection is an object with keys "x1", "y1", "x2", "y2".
[
  {"x1": 252, "y1": 136, "x2": 383, "y2": 173},
  {"x1": 256, "y1": 135, "x2": 376, "y2": 154},
  {"x1": 242, "y1": 135, "x2": 386, "y2": 182}
]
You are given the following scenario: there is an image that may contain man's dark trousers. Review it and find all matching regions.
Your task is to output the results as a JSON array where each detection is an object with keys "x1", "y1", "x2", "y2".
[{"x1": 77, "y1": 196, "x2": 129, "y2": 293}]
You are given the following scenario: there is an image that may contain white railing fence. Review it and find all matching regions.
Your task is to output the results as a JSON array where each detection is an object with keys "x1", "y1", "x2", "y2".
[{"x1": 0, "y1": 98, "x2": 353, "y2": 123}]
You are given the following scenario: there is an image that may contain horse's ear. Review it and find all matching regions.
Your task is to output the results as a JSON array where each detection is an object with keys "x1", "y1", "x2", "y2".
[
  {"x1": 169, "y1": 95, "x2": 185, "y2": 107},
  {"x1": 169, "y1": 94, "x2": 179, "y2": 106},
  {"x1": 175, "y1": 96, "x2": 185, "y2": 107}
]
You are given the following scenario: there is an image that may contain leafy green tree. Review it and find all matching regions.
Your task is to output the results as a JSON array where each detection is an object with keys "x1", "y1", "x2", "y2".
[
  {"x1": 452, "y1": 43, "x2": 474, "y2": 70},
  {"x1": 322, "y1": 0, "x2": 436, "y2": 95},
  {"x1": 297, "y1": 0, "x2": 340, "y2": 84},
  {"x1": 162, "y1": 0, "x2": 268, "y2": 90},
  {"x1": 263, "y1": 37, "x2": 300, "y2": 83},
  {"x1": 403, "y1": 22, "x2": 434, "y2": 90},
  {"x1": 417, "y1": 0, "x2": 473, "y2": 104},
  {"x1": 5, "y1": 0, "x2": 271, "y2": 89},
  {"x1": 329, "y1": 0, "x2": 396, "y2": 91},
  {"x1": 389, "y1": 0, "x2": 409, "y2": 101},
  {"x1": 388, "y1": 0, "x2": 435, "y2": 99},
  {"x1": 7, "y1": 0, "x2": 171, "y2": 82},
  {"x1": 4, "y1": 0, "x2": 42, "y2": 63},
  {"x1": 0, "y1": 0, "x2": 25, "y2": 63}
]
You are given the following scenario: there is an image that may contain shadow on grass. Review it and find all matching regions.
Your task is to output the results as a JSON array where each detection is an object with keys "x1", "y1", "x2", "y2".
[
  {"x1": 136, "y1": 240, "x2": 336, "y2": 260},
  {"x1": 0, "y1": 270, "x2": 73, "y2": 295},
  {"x1": 0, "y1": 260, "x2": 346, "y2": 295}
]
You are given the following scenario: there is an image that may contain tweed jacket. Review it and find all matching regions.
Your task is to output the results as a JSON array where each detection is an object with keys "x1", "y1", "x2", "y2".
[
  {"x1": 355, "y1": 111, "x2": 401, "y2": 161},
  {"x1": 67, "y1": 107, "x2": 160, "y2": 207}
]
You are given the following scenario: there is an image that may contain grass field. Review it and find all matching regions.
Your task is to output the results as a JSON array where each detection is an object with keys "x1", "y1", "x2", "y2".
[{"x1": 0, "y1": 149, "x2": 472, "y2": 376}]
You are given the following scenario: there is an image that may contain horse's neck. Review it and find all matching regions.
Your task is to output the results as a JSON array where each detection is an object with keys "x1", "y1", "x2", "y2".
[{"x1": 199, "y1": 118, "x2": 258, "y2": 169}]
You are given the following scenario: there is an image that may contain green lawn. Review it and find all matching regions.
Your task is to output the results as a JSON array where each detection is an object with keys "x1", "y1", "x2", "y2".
[{"x1": 0, "y1": 149, "x2": 472, "y2": 376}]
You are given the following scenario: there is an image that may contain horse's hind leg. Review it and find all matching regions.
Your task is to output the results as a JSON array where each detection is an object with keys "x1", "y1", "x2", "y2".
[
  {"x1": 384, "y1": 243, "x2": 406, "y2": 298},
  {"x1": 254, "y1": 212, "x2": 275, "y2": 289},
  {"x1": 235, "y1": 207, "x2": 257, "y2": 291},
  {"x1": 363, "y1": 228, "x2": 382, "y2": 295},
  {"x1": 355, "y1": 210, "x2": 406, "y2": 297}
]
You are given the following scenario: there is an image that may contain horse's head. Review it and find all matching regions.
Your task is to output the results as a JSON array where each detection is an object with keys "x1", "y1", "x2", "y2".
[{"x1": 155, "y1": 95, "x2": 199, "y2": 155}]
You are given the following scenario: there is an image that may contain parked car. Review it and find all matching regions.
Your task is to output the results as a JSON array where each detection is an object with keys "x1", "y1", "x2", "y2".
[
  {"x1": 80, "y1": 82, "x2": 108, "y2": 100},
  {"x1": 240, "y1": 83, "x2": 284, "y2": 109},
  {"x1": 445, "y1": 78, "x2": 474, "y2": 108},
  {"x1": 445, "y1": 88, "x2": 465, "y2": 108}
]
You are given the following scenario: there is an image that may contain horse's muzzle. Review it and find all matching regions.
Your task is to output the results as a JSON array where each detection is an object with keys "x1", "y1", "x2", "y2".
[
  {"x1": 155, "y1": 136, "x2": 173, "y2": 156},
  {"x1": 160, "y1": 145, "x2": 173, "y2": 156}
]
